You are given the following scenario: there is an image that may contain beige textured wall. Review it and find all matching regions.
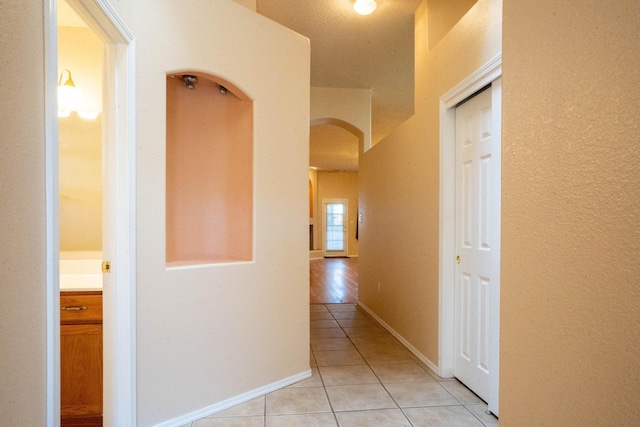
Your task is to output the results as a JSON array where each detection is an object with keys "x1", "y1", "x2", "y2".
[
  {"x1": 311, "y1": 87, "x2": 371, "y2": 149},
  {"x1": 0, "y1": 0, "x2": 48, "y2": 424},
  {"x1": 359, "y1": 0, "x2": 501, "y2": 365},
  {"x1": 233, "y1": 0, "x2": 256, "y2": 10},
  {"x1": 317, "y1": 171, "x2": 359, "y2": 257},
  {"x1": 500, "y1": 0, "x2": 640, "y2": 423},
  {"x1": 134, "y1": 1, "x2": 310, "y2": 424},
  {"x1": 309, "y1": 169, "x2": 319, "y2": 251},
  {"x1": 428, "y1": 0, "x2": 478, "y2": 50}
]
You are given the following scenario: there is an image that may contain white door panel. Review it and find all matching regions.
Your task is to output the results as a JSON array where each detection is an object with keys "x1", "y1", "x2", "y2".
[
  {"x1": 323, "y1": 199, "x2": 348, "y2": 257},
  {"x1": 454, "y1": 87, "x2": 494, "y2": 402}
]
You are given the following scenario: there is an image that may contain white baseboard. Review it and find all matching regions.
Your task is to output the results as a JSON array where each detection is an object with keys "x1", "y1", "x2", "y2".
[
  {"x1": 154, "y1": 369, "x2": 312, "y2": 427},
  {"x1": 309, "y1": 250, "x2": 323, "y2": 260},
  {"x1": 357, "y1": 301, "x2": 441, "y2": 375}
]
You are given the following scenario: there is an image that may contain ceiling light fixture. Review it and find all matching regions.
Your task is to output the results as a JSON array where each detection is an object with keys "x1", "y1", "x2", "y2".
[
  {"x1": 354, "y1": 0, "x2": 377, "y2": 15},
  {"x1": 58, "y1": 69, "x2": 82, "y2": 117}
]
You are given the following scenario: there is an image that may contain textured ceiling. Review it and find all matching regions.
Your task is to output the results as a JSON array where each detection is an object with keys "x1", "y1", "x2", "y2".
[
  {"x1": 257, "y1": 0, "x2": 422, "y2": 170},
  {"x1": 60, "y1": 0, "x2": 421, "y2": 172}
]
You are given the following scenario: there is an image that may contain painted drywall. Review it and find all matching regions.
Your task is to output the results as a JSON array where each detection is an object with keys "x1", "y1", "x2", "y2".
[
  {"x1": 358, "y1": 0, "x2": 501, "y2": 365},
  {"x1": 0, "y1": 1, "x2": 48, "y2": 425},
  {"x1": 309, "y1": 168, "x2": 319, "y2": 251},
  {"x1": 317, "y1": 171, "x2": 359, "y2": 257},
  {"x1": 166, "y1": 74, "x2": 253, "y2": 264},
  {"x1": 311, "y1": 87, "x2": 371, "y2": 150},
  {"x1": 427, "y1": 0, "x2": 478, "y2": 50},
  {"x1": 233, "y1": 0, "x2": 256, "y2": 11},
  {"x1": 58, "y1": 26, "x2": 103, "y2": 251},
  {"x1": 134, "y1": 1, "x2": 310, "y2": 424},
  {"x1": 500, "y1": 0, "x2": 640, "y2": 423}
]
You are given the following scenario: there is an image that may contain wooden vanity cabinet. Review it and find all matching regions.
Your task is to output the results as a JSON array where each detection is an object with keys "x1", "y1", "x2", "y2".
[{"x1": 60, "y1": 291, "x2": 103, "y2": 426}]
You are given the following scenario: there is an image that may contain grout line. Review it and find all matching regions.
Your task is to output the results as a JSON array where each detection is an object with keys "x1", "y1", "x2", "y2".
[{"x1": 329, "y1": 304, "x2": 416, "y2": 426}]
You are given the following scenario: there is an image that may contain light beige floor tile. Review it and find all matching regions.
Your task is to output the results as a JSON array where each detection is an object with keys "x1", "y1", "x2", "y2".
[
  {"x1": 359, "y1": 347, "x2": 415, "y2": 364},
  {"x1": 310, "y1": 319, "x2": 341, "y2": 329},
  {"x1": 335, "y1": 317, "x2": 379, "y2": 328},
  {"x1": 266, "y1": 413, "x2": 337, "y2": 427},
  {"x1": 310, "y1": 305, "x2": 330, "y2": 313},
  {"x1": 421, "y1": 365, "x2": 448, "y2": 381},
  {"x1": 350, "y1": 336, "x2": 401, "y2": 351},
  {"x1": 266, "y1": 387, "x2": 331, "y2": 415},
  {"x1": 439, "y1": 380, "x2": 484, "y2": 405},
  {"x1": 287, "y1": 368, "x2": 323, "y2": 388},
  {"x1": 313, "y1": 349, "x2": 365, "y2": 366},
  {"x1": 210, "y1": 397, "x2": 265, "y2": 417},
  {"x1": 326, "y1": 304, "x2": 357, "y2": 313},
  {"x1": 310, "y1": 328, "x2": 347, "y2": 339},
  {"x1": 331, "y1": 311, "x2": 369, "y2": 320},
  {"x1": 318, "y1": 365, "x2": 379, "y2": 386},
  {"x1": 370, "y1": 363, "x2": 434, "y2": 383},
  {"x1": 310, "y1": 337, "x2": 355, "y2": 351},
  {"x1": 466, "y1": 404, "x2": 498, "y2": 426},
  {"x1": 325, "y1": 384, "x2": 397, "y2": 412},
  {"x1": 385, "y1": 382, "x2": 459, "y2": 407},
  {"x1": 193, "y1": 416, "x2": 264, "y2": 427},
  {"x1": 403, "y1": 406, "x2": 483, "y2": 426},
  {"x1": 335, "y1": 408, "x2": 412, "y2": 427},
  {"x1": 343, "y1": 326, "x2": 388, "y2": 338},
  {"x1": 310, "y1": 311, "x2": 335, "y2": 320}
]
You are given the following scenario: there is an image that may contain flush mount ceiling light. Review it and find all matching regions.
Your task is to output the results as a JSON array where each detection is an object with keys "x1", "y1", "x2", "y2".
[{"x1": 354, "y1": 0, "x2": 377, "y2": 15}]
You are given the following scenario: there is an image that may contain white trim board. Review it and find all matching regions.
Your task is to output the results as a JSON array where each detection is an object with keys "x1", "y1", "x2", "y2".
[
  {"x1": 357, "y1": 302, "x2": 439, "y2": 374},
  {"x1": 438, "y1": 53, "x2": 502, "y2": 414},
  {"x1": 44, "y1": 1, "x2": 60, "y2": 424},
  {"x1": 154, "y1": 370, "x2": 312, "y2": 427}
]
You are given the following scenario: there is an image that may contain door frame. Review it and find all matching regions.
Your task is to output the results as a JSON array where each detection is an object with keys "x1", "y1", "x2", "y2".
[
  {"x1": 45, "y1": 0, "x2": 136, "y2": 424},
  {"x1": 322, "y1": 198, "x2": 349, "y2": 257},
  {"x1": 438, "y1": 54, "x2": 501, "y2": 414}
]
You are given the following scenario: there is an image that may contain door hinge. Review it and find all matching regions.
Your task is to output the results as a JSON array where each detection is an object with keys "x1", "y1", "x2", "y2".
[{"x1": 102, "y1": 261, "x2": 111, "y2": 273}]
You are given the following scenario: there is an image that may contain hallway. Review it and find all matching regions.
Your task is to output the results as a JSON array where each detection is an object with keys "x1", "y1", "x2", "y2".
[
  {"x1": 184, "y1": 259, "x2": 498, "y2": 426},
  {"x1": 310, "y1": 258, "x2": 358, "y2": 304}
]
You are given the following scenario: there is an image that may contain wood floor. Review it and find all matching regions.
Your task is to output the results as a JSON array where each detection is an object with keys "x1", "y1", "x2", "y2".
[{"x1": 310, "y1": 257, "x2": 358, "y2": 304}]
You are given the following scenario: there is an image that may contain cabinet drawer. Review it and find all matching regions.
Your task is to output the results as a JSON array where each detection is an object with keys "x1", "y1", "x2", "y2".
[{"x1": 60, "y1": 293, "x2": 102, "y2": 324}]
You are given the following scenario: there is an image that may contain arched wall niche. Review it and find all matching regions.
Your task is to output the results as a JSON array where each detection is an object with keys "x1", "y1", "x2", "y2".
[{"x1": 166, "y1": 71, "x2": 253, "y2": 266}]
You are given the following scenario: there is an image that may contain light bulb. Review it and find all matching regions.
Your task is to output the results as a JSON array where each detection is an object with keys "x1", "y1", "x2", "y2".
[
  {"x1": 354, "y1": 0, "x2": 377, "y2": 15},
  {"x1": 58, "y1": 70, "x2": 82, "y2": 113}
]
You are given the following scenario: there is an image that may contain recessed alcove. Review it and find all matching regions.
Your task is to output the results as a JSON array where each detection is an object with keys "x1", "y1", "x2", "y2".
[{"x1": 166, "y1": 72, "x2": 253, "y2": 266}]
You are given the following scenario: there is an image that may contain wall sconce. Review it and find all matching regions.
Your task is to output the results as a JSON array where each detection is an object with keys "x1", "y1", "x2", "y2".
[
  {"x1": 58, "y1": 69, "x2": 82, "y2": 117},
  {"x1": 354, "y1": 0, "x2": 377, "y2": 15}
]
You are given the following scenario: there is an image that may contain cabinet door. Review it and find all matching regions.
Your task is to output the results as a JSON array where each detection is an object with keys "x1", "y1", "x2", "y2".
[{"x1": 61, "y1": 323, "x2": 103, "y2": 424}]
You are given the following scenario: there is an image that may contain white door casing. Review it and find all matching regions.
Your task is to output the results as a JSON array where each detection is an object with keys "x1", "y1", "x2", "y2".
[
  {"x1": 439, "y1": 55, "x2": 501, "y2": 416},
  {"x1": 454, "y1": 87, "x2": 493, "y2": 401},
  {"x1": 46, "y1": 0, "x2": 136, "y2": 425}
]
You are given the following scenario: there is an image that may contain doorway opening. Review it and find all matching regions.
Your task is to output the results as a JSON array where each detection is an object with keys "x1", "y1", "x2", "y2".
[
  {"x1": 46, "y1": 0, "x2": 135, "y2": 424},
  {"x1": 309, "y1": 119, "x2": 363, "y2": 304},
  {"x1": 58, "y1": 3, "x2": 104, "y2": 423}
]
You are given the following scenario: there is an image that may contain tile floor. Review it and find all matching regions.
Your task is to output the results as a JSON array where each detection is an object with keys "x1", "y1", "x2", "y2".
[{"x1": 184, "y1": 303, "x2": 498, "y2": 426}]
